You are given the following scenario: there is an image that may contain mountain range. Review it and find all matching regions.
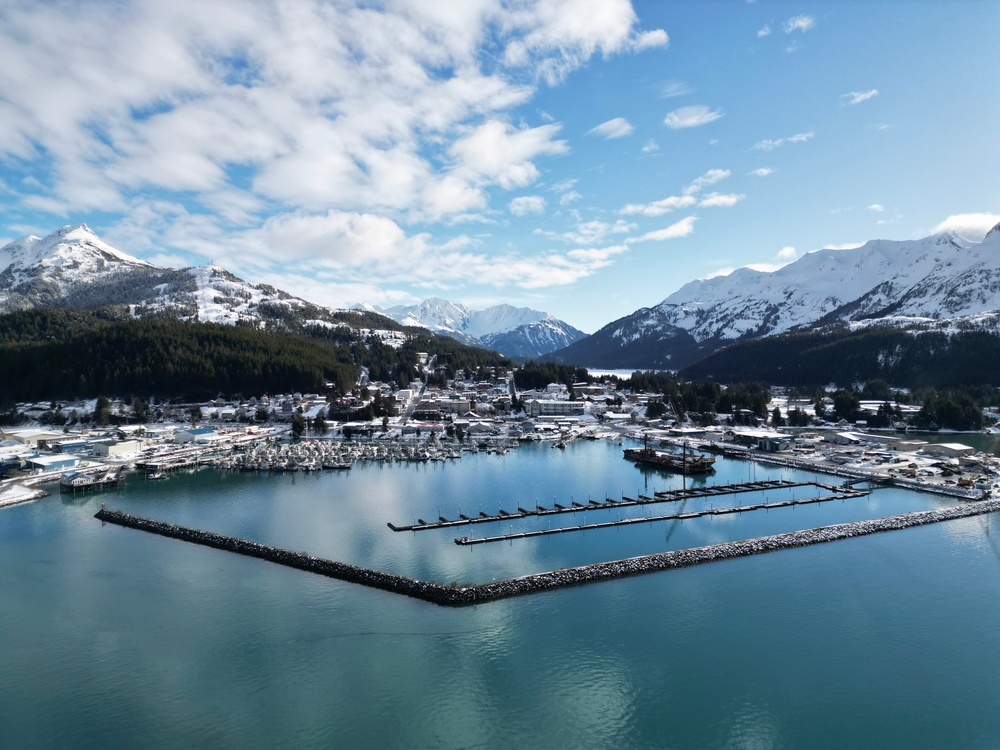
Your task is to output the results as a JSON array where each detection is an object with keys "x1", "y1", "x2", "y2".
[
  {"x1": 6, "y1": 221, "x2": 1000, "y2": 381},
  {"x1": 357, "y1": 297, "x2": 586, "y2": 360},
  {"x1": 0, "y1": 225, "x2": 580, "y2": 360},
  {"x1": 0, "y1": 224, "x2": 371, "y2": 331},
  {"x1": 548, "y1": 222, "x2": 1000, "y2": 371}
]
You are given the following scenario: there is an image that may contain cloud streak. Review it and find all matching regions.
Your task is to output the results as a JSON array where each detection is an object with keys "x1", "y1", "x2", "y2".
[
  {"x1": 842, "y1": 89, "x2": 879, "y2": 105},
  {"x1": 753, "y1": 132, "x2": 814, "y2": 150},
  {"x1": 587, "y1": 117, "x2": 634, "y2": 139},
  {"x1": 664, "y1": 105, "x2": 724, "y2": 129}
]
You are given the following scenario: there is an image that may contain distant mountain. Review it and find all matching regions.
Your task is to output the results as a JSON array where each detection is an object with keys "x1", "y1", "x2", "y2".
[
  {"x1": 364, "y1": 296, "x2": 586, "y2": 359},
  {"x1": 0, "y1": 224, "x2": 403, "y2": 334},
  {"x1": 549, "y1": 222, "x2": 1000, "y2": 371}
]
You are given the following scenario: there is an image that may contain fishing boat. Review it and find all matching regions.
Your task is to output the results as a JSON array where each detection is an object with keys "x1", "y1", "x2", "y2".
[{"x1": 623, "y1": 437, "x2": 716, "y2": 474}]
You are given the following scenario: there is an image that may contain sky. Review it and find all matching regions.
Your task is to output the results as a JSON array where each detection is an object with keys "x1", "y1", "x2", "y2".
[{"x1": 1, "y1": 0, "x2": 998, "y2": 333}]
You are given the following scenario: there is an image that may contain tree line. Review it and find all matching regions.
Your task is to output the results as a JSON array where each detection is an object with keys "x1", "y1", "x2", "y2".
[{"x1": 0, "y1": 306, "x2": 510, "y2": 404}]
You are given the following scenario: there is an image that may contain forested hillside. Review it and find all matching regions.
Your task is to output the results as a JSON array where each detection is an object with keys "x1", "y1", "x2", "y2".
[
  {"x1": 0, "y1": 307, "x2": 510, "y2": 402},
  {"x1": 681, "y1": 324, "x2": 1000, "y2": 389}
]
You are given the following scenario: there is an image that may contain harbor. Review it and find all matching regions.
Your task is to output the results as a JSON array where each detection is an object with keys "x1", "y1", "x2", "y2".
[
  {"x1": 95, "y1": 496, "x2": 1000, "y2": 605},
  {"x1": 453, "y1": 487, "x2": 870, "y2": 545},
  {"x1": 387, "y1": 479, "x2": 850, "y2": 532},
  {"x1": 7, "y1": 429, "x2": 1000, "y2": 749}
]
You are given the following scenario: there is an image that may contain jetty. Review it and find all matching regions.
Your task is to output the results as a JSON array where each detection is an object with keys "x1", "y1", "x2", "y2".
[
  {"x1": 96, "y1": 499, "x2": 1000, "y2": 606},
  {"x1": 387, "y1": 480, "x2": 846, "y2": 532},
  {"x1": 454, "y1": 488, "x2": 869, "y2": 545}
]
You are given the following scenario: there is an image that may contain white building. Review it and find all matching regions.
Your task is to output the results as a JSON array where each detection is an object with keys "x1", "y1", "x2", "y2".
[
  {"x1": 94, "y1": 440, "x2": 143, "y2": 458},
  {"x1": 527, "y1": 399, "x2": 585, "y2": 417}
]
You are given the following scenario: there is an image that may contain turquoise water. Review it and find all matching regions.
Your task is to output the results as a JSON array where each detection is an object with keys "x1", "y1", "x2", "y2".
[{"x1": 3, "y1": 441, "x2": 1000, "y2": 748}]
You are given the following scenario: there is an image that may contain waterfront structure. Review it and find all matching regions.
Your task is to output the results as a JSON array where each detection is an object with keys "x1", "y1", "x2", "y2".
[
  {"x1": 527, "y1": 399, "x2": 585, "y2": 417},
  {"x1": 27, "y1": 454, "x2": 81, "y2": 472},
  {"x1": 93, "y1": 440, "x2": 143, "y2": 458}
]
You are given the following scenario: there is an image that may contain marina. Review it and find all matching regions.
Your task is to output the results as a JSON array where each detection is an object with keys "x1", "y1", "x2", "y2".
[
  {"x1": 94, "y1": 495, "x2": 1000, "y2": 604},
  {"x1": 453, "y1": 487, "x2": 871, "y2": 545},
  {"x1": 387, "y1": 479, "x2": 847, "y2": 532},
  {"x1": 5, "y1": 436, "x2": 1000, "y2": 748}
]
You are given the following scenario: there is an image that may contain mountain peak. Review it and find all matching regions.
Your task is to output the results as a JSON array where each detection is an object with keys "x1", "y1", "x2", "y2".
[
  {"x1": 984, "y1": 221, "x2": 1000, "y2": 244},
  {"x1": 54, "y1": 223, "x2": 95, "y2": 238}
]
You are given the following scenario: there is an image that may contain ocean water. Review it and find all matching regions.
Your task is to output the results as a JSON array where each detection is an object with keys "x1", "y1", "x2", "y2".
[{"x1": 2, "y1": 440, "x2": 1000, "y2": 748}]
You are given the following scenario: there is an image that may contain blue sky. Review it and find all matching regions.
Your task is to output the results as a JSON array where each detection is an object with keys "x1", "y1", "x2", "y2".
[{"x1": 1, "y1": 0, "x2": 998, "y2": 332}]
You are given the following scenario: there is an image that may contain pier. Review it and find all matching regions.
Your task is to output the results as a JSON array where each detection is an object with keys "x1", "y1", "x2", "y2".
[
  {"x1": 95, "y1": 498, "x2": 1000, "y2": 607},
  {"x1": 387, "y1": 480, "x2": 849, "y2": 532},
  {"x1": 454, "y1": 489, "x2": 869, "y2": 545}
]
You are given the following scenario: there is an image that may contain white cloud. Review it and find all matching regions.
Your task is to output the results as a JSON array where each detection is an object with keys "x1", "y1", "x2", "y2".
[
  {"x1": 450, "y1": 120, "x2": 569, "y2": 191},
  {"x1": 698, "y1": 192, "x2": 744, "y2": 208},
  {"x1": 620, "y1": 195, "x2": 697, "y2": 217},
  {"x1": 0, "y1": 0, "x2": 664, "y2": 237},
  {"x1": 931, "y1": 213, "x2": 1000, "y2": 242},
  {"x1": 842, "y1": 89, "x2": 879, "y2": 105},
  {"x1": 706, "y1": 266, "x2": 736, "y2": 279},
  {"x1": 549, "y1": 178, "x2": 578, "y2": 193},
  {"x1": 563, "y1": 219, "x2": 634, "y2": 245},
  {"x1": 641, "y1": 139, "x2": 660, "y2": 153},
  {"x1": 750, "y1": 167, "x2": 774, "y2": 177},
  {"x1": 587, "y1": 117, "x2": 634, "y2": 139},
  {"x1": 501, "y1": 0, "x2": 668, "y2": 84},
  {"x1": 776, "y1": 246, "x2": 798, "y2": 261},
  {"x1": 753, "y1": 131, "x2": 814, "y2": 150},
  {"x1": 820, "y1": 242, "x2": 865, "y2": 251},
  {"x1": 626, "y1": 216, "x2": 697, "y2": 243},
  {"x1": 559, "y1": 190, "x2": 582, "y2": 205},
  {"x1": 757, "y1": 25, "x2": 771, "y2": 37},
  {"x1": 660, "y1": 81, "x2": 694, "y2": 99},
  {"x1": 509, "y1": 195, "x2": 547, "y2": 216},
  {"x1": 632, "y1": 29, "x2": 669, "y2": 50},
  {"x1": 784, "y1": 15, "x2": 816, "y2": 33},
  {"x1": 683, "y1": 168, "x2": 730, "y2": 196},
  {"x1": 566, "y1": 244, "x2": 628, "y2": 266},
  {"x1": 664, "y1": 105, "x2": 723, "y2": 129},
  {"x1": 868, "y1": 203, "x2": 884, "y2": 212}
]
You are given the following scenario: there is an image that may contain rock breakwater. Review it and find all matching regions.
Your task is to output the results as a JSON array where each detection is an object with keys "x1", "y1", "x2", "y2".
[{"x1": 96, "y1": 498, "x2": 1000, "y2": 607}]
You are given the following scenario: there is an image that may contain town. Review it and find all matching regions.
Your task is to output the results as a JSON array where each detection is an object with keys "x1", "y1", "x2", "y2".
[{"x1": 2, "y1": 350, "x2": 997, "y2": 509}]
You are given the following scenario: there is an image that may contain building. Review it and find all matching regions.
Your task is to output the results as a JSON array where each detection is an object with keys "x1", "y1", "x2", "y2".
[
  {"x1": 27, "y1": 454, "x2": 81, "y2": 472},
  {"x1": 93, "y1": 440, "x2": 143, "y2": 458},
  {"x1": 0, "y1": 429, "x2": 65, "y2": 448},
  {"x1": 527, "y1": 400, "x2": 585, "y2": 417},
  {"x1": 174, "y1": 427, "x2": 224, "y2": 444},
  {"x1": 922, "y1": 442, "x2": 976, "y2": 458}
]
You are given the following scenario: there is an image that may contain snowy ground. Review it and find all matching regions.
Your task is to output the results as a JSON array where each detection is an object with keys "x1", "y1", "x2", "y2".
[{"x1": 0, "y1": 481, "x2": 48, "y2": 509}]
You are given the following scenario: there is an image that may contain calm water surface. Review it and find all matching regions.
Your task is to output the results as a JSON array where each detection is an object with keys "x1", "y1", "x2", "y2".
[{"x1": 2, "y1": 440, "x2": 1000, "y2": 748}]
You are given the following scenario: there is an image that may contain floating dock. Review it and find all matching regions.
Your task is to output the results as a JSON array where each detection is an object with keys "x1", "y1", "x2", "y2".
[
  {"x1": 96, "y1": 499, "x2": 1000, "y2": 607},
  {"x1": 387, "y1": 480, "x2": 846, "y2": 532},
  {"x1": 454, "y1": 489, "x2": 869, "y2": 545}
]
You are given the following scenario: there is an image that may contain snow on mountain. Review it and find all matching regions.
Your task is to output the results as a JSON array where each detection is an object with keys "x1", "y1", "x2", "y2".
[
  {"x1": 655, "y1": 232, "x2": 984, "y2": 342},
  {"x1": 0, "y1": 225, "x2": 397, "y2": 336},
  {"x1": 371, "y1": 297, "x2": 585, "y2": 358},
  {"x1": 0, "y1": 224, "x2": 156, "y2": 306},
  {"x1": 550, "y1": 222, "x2": 1000, "y2": 370}
]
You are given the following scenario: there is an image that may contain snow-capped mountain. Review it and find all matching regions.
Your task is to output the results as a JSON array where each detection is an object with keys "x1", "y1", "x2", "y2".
[
  {"x1": 370, "y1": 297, "x2": 586, "y2": 359},
  {"x1": 0, "y1": 225, "x2": 391, "y2": 333},
  {"x1": 550, "y1": 222, "x2": 1000, "y2": 369}
]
